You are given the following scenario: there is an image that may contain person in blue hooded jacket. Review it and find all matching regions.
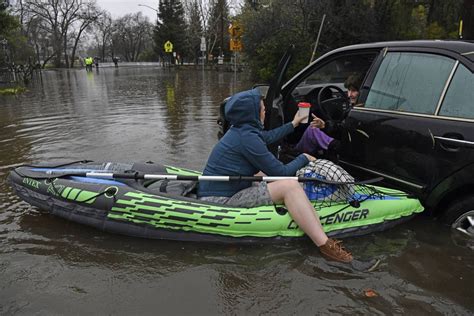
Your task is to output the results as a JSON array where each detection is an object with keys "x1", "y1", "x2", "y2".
[{"x1": 198, "y1": 88, "x2": 353, "y2": 263}]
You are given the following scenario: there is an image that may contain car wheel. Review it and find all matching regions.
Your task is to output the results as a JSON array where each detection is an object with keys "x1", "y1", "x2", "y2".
[{"x1": 442, "y1": 196, "x2": 474, "y2": 238}]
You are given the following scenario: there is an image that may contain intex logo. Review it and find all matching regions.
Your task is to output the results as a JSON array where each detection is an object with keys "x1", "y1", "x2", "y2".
[{"x1": 23, "y1": 177, "x2": 41, "y2": 189}]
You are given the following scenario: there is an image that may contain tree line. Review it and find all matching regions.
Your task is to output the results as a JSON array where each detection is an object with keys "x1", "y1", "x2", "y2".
[
  {"x1": 239, "y1": 0, "x2": 471, "y2": 81},
  {"x1": 1, "y1": 0, "x2": 154, "y2": 68},
  {"x1": 0, "y1": 0, "x2": 471, "y2": 82},
  {"x1": 0, "y1": 0, "x2": 236, "y2": 71}
]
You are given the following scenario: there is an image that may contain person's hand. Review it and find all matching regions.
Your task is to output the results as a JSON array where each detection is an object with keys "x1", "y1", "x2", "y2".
[
  {"x1": 309, "y1": 114, "x2": 325, "y2": 129},
  {"x1": 291, "y1": 110, "x2": 308, "y2": 127},
  {"x1": 303, "y1": 153, "x2": 316, "y2": 162}
]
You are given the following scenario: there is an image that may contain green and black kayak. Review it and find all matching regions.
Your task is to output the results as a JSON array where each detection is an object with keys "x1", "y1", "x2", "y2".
[{"x1": 9, "y1": 160, "x2": 424, "y2": 243}]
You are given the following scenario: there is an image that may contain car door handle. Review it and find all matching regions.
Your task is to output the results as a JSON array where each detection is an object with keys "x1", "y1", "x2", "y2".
[{"x1": 434, "y1": 135, "x2": 474, "y2": 150}]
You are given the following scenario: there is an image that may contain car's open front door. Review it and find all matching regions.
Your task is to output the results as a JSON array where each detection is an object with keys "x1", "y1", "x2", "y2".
[{"x1": 264, "y1": 45, "x2": 294, "y2": 131}]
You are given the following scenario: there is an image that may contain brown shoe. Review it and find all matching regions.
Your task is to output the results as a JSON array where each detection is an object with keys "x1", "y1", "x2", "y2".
[{"x1": 319, "y1": 238, "x2": 353, "y2": 263}]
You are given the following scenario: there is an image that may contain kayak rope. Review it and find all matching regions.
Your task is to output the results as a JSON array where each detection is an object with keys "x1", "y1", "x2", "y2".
[
  {"x1": 44, "y1": 178, "x2": 118, "y2": 203},
  {"x1": 317, "y1": 185, "x2": 383, "y2": 220},
  {"x1": 316, "y1": 183, "x2": 412, "y2": 220},
  {"x1": 81, "y1": 187, "x2": 119, "y2": 203},
  {"x1": 46, "y1": 178, "x2": 61, "y2": 196},
  {"x1": 19, "y1": 160, "x2": 94, "y2": 168}
]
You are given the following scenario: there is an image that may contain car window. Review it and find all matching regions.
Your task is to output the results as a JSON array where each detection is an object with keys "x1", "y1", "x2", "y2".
[
  {"x1": 298, "y1": 53, "x2": 376, "y2": 87},
  {"x1": 365, "y1": 52, "x2": 455, "y2": 114},
  {"x1": 439, "y1": 64, "x2": 474, "y2": 119}
]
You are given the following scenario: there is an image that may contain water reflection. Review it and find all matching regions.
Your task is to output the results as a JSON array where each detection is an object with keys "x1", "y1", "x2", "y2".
[{"x1": 0, "y1": 66, "x2": 472, "y2": 314}]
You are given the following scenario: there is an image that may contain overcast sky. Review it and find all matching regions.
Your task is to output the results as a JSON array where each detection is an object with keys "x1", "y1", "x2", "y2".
[
  {"x1": 96, "y1": 0, "x2": 243, "y2": 22},
  {"x1": 9, "y1": 0, "x2": 243, "y2": 22},
  {"x1": 97, "y1": 0, "x2": 160, "y2": 21}
]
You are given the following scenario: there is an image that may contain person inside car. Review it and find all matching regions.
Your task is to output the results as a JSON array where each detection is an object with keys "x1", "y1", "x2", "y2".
[
  {"x1": 198, "y1": 88, "x2": 353, "y2": 263},
  {"x1": 295, "y1": 74, "x2": 363, "y2": 157}
]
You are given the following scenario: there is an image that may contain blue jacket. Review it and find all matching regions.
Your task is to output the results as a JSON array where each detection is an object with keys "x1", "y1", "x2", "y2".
[{"x1": 198, "y1": 88, "x2": 309, "y2": 198}]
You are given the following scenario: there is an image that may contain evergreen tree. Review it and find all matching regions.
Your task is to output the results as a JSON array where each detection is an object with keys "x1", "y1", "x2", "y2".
[
  {"x1": 426, "y1": 0, "x2": 462, "y2": 35},
  {"x1": 238, "y1": 0, "x2": 467, "y2": 81},
  {"x1": 186, "y1": 1, "x2": 203, "y2": 64},
  {"x1": 154, "y1": 0, "x2": 187, "y2": 62}
]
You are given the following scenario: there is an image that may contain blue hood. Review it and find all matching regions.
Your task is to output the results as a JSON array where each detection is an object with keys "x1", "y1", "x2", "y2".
[{"x1": 225, "y1": 88, "x2": 262, "y2": 128}]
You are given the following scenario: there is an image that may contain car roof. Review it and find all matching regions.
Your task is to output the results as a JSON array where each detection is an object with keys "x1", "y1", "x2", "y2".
[
  {"x1": 284, "y1": 40, "x2": 474, "y2": 92},
  {"x1": 332, "y1": 40, "x2": 474, "y2": 59}
]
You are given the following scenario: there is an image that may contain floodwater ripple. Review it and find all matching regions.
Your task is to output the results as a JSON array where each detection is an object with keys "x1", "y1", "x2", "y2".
[{"x1": 0, "y1": 67, "x2": 472, "y2": 315}]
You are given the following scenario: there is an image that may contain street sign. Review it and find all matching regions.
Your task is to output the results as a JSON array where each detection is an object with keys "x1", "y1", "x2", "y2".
[
  {"x1": 229, "y1": 21, "x2": 243, "y2": 52},
  {"x1": 230, "y1": 39, "x2": 242, "y2": 52},
  {"x1": 228, "y1": 22, "x2": 243, "y2": 38},
  {"x1": 164, "y1": 40, "x2": 173, "y2": 53},
  {"x1": 200, "y1": 37, "x2": 206, "y2": 52}
]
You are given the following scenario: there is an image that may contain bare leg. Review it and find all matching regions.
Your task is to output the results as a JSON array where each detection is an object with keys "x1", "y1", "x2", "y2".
[{"x1": 267, "y1": 180, "x2": 328, "y2": 246}]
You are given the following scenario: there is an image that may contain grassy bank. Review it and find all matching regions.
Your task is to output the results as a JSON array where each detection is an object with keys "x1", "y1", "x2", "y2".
[{"x1": 0, "y1": 86, "x2": 26, "y2": 95}]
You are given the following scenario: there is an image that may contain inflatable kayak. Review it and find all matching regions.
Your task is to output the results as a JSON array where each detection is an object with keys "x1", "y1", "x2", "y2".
[{"x1": 9, "y1": 160, "x2": 424, "y2": 243}]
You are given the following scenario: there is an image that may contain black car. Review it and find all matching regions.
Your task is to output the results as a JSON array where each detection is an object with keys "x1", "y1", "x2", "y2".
[{"x1": 218, "y1": 40, "x2": 474, "y2": 236}]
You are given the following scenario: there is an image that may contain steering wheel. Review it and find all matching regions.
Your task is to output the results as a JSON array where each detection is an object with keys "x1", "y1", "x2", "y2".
[{"x1": 317, "y1": 85, "x2": 350, "y2": 122}]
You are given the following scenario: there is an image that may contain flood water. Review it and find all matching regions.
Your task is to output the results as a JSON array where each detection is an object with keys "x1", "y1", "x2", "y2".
[{"x1": 0, "y1": 66, "x2": 472, "y2": 315}]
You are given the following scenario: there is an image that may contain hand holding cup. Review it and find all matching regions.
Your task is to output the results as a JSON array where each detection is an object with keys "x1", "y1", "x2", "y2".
[{"x1": 292, "y1": 102, "x2": 311, "y2": 127}]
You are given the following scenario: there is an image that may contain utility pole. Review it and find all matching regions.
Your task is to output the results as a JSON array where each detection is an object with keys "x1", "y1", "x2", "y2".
[
  {"x1": 461, "y1": 0, "x2": 474, "y2": 39},
  {"x1": 220, "y1": 0, "x2": 224, "y2": 57},
  {"x1": 309, "y1": 14, "x2": 326, "y2": 64}
]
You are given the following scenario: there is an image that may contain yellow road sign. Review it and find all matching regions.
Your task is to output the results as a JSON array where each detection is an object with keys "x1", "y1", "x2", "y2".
[
  {"x1": 230, "y1": 39, "x2": 242, "y2": 52},
  {"x1": 164, "y1": 40, "x2": 173, "y2": 53},
  {"x1": 228, "y1": 22, "x2": 243, "y2": 38}
]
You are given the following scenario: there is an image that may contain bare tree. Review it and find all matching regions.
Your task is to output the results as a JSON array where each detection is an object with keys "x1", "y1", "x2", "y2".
[
  {"x1": 190, "y1": 0, "x2": 212, "y2": 59},
  {"x1": 93, "y1": 12, "x2": 113, "y2": 60},
  {"x1": 207, "y1": 0, "x2": 230, "y2": 57},
  {"x1": 69, "y1": 2, "x2": 102, "y2": 67},
  {"x1": 112, "y1": 12, "x2": 152, "y2": 62},
  {"x1": 23, "y1": 0, "x2": 101, "y2": 68},
  {"x1": 187, "y1": 0, "x2": 230, "y2": 59},
  {"x1": 14, "y1": 0, "x2": 54, "y2": 68}
]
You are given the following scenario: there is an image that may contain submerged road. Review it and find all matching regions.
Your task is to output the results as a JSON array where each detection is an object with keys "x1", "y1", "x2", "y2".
[{"x1": 0, "y1": 66, "x2": 472, "y2": 314}]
